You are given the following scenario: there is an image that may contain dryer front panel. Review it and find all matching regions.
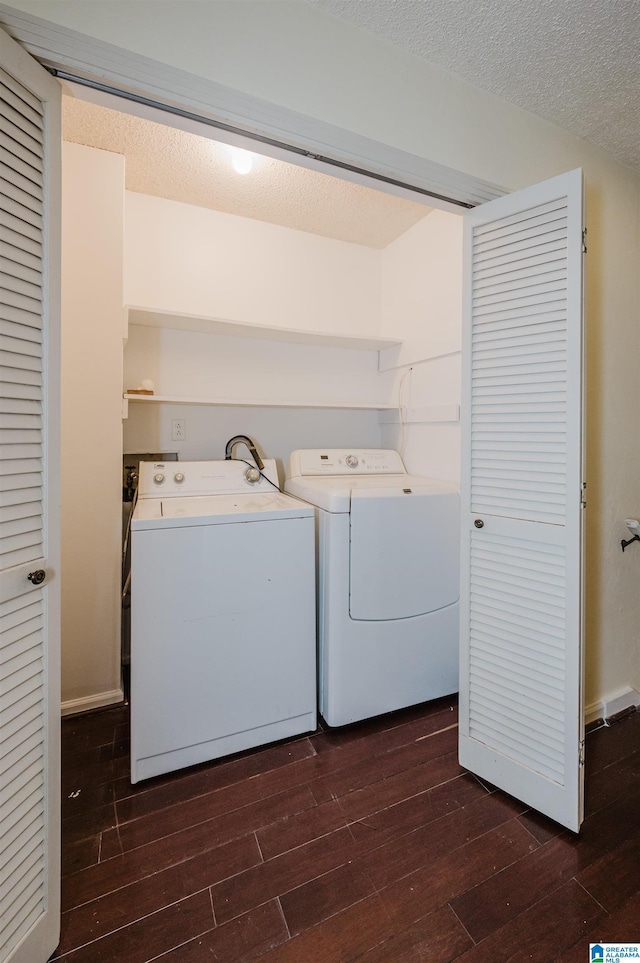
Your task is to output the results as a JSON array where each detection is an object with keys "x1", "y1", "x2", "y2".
[{"x1": 349, "y1": 489, "x2": 460, "y2": 621}]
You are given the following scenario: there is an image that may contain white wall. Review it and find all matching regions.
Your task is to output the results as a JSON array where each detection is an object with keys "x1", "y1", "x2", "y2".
[
  {"x1": 122, "y1": 193, "x2": 463, "y2": 481},
  {"x1": 123, "y1": 324, "x2": 387, "y2": 407},
  {"x1": 124, "y1": 404, "x2": 382, "y2": 478},
  {"x1": 124, "y1": 192, "x2": 381, "y2": 338},
  {"x1": 122, "y1": 189, "x2": 393, "y2": 475},
  {"x1": 122, "y1": 323, "x2": 387, "y2": 474},
  {"x1": 381, "y1": 211, "x2": 463, "y2": 344},
  {"x1": 61, "y1": 142, "x2": 124, "y2": 712},
  {"x1": 122, "y1": 195, "x2": 462, "y2": 483},
  {"x1": 379, "y1": 210, "x2": 463, "y2": 483},
  {"x1": 5, "y1": 0, "x2": 640, "y2": 711}
]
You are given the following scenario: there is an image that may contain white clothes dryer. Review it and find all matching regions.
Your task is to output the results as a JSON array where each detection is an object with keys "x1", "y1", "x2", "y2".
[
  {"x1": 285, "y1": 449, "x2": 459, "y2": 727},
  {"x1": 130, "y1": 459, "x2": 316, "y2": 782}
]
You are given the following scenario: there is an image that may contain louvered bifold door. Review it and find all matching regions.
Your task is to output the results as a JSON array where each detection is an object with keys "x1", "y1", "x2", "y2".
[
  {"x1": 0, "y1": 26, "x2": 61, "y2": 963},
  {"x1": 459, "y1": 169, "x2": 585, "y2": 833}
]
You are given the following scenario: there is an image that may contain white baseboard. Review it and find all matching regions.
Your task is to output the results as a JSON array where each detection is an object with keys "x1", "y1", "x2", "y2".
[
  {"x1": 60, "y1": 686, "x2": 639, "y2": 723},
  {"x1": 585, "y1": 700, "x2": 606, "y2": 727},
  {"x1": 585, "y1": 686, "x2": 640, "y2": 727},
  {"x1": 61, "y1": 688, "x2": 125, "y2": 717}
]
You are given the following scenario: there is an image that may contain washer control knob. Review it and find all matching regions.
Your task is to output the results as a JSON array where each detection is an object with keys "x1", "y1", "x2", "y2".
[
  {"x1": 244, "y1": 466, "x2": 261, "y2": 484},
  {"x1": 173, "y1": 472, "x2": 185, "y2": 484},
  {"x1": 153, "y1": 473, "x2": 165, "y2": 484},
  {"x1": 345, "y1": 454, "x2": 359, "y2": 469}
]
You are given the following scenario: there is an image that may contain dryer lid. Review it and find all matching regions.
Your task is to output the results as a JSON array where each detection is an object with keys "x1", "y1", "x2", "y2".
[{"x1": 285, "y1": 474, "x2": 457, "y2": 513}]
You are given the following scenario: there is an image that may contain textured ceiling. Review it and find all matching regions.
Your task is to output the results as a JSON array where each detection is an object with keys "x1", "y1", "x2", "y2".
[
  {"x1": 310, "y1": 0, "x2": 640, "y2": 173},
  {"x1": 62, "y1": 97, "x2": 432, "y2": 249}
]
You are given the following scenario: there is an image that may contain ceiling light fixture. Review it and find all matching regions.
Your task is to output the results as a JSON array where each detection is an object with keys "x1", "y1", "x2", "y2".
[{"x1": 229, "y1": 146, "x2": 253, "y2": 174}]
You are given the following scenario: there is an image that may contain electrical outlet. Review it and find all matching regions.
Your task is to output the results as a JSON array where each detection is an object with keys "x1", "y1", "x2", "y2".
[{"x1": 171, "y1": 418, "x2": 186, "y2": 441}]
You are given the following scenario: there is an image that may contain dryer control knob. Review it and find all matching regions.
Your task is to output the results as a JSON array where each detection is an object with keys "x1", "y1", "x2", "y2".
[
  {"x1": 244, "y1": 466, "x2": 261, "y2": 484},
  {"x1": 153, "y1": 473, "x2": 165, "y2": 484},
  {"x1": 174, "y1": 472, "x2": 185, "y2": 484},
  {"x1": 345, "y1": 454, "x2": 359, "y2": 468}
]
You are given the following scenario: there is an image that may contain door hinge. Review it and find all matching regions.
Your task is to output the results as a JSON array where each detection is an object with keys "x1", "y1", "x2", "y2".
[
  {"x1": 579, "y1": 741, "x2": 586, "y2": 767},
  {"x1": 582, "y1": 228, "x2": 588, "y2": 253},
  {"x1": 580, "y1": 481, "x2": 587, "y2": 508}
]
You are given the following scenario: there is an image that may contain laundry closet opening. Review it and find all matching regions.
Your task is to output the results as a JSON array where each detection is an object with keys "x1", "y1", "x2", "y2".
[
  {"x1": 58, "y1": 67, "x2": 587, "y2": 833},
  {"x1": 59, "y1": 78, "x2": 465, "y2": 716}
]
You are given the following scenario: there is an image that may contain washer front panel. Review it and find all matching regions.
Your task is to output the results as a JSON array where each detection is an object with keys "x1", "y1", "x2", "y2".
[{"x1": 130, "y1": 513, "x2": 316, "y2": 780}]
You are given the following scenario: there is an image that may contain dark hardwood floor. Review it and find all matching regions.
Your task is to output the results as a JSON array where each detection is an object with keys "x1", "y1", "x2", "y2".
[{"x1": 53, "y1": 698, "x2": 640, "y2": 962}]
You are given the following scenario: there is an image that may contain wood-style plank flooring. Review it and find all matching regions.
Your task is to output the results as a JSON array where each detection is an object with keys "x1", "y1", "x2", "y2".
[{"x1": 53, "y1": 698, "x2": 640, "y2": 961}]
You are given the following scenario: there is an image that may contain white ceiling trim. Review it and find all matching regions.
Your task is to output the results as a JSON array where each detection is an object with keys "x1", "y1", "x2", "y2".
[{"x1": 0, "y1": 3, "x2": 506, "y2": 211}]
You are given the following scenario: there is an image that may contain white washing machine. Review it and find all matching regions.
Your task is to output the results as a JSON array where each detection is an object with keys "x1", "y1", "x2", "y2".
[
  {"x1": 285, "y1": 449, "x2": 459, "y2": 727},
  {"x1": 130, "y1": 459, "x2": 316, "y2": 782}
]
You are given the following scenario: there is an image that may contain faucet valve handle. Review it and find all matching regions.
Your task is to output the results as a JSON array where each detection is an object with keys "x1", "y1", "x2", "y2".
[{"x1": 225, "y1": 435, "x2": 264, "y2": 470}]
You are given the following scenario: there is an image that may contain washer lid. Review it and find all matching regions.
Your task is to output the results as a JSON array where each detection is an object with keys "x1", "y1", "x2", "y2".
[
  {"x1": 132, "y1": 491, "x2": 313, "y2": 530},
  {"x1": 285, "y1": 474, "x2": 457, "y2": 513}
]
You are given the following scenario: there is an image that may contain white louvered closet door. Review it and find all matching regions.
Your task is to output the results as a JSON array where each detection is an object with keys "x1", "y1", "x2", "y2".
[
  {"x1": 0, "y1": 26, "x2": 61, "y2": 963},
  {"x1": 459, "y1": 169, "x2": 585, "y2": 833}
]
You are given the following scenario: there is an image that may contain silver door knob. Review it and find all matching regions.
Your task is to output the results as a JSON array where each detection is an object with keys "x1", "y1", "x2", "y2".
[
  {"x1": 474, "y1": 519, "x2": 484, "y2": 529},
  {"x1": 28, "y1": 569, "x2": 46, "y2": 585}
]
